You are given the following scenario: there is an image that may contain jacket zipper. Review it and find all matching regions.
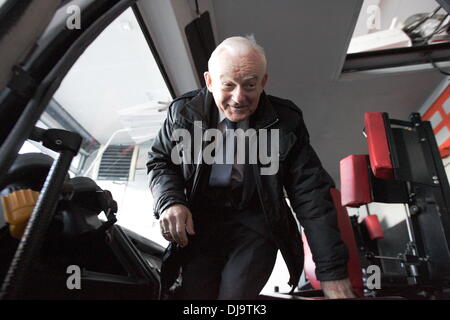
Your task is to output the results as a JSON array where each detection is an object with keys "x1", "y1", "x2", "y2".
[
  {"x1": 178, "y1": 118, "x2": 206, "y2": 199},
  {"x1": 190, "y1": 145, "x2": 204, "y2": 199},
  {"x1": 253, "y1": 118, "x2": 279, "y2": 221}
]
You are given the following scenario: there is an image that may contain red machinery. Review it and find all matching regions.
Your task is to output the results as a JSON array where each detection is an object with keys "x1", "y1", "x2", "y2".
[{"x1": 300, "y1": 112, "x2": 450, "y2": 299}]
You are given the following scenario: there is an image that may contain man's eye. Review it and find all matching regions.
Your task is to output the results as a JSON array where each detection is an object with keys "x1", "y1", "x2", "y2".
[{"x1": 222, "y1": 83, "x2": 234, "y2": 90}]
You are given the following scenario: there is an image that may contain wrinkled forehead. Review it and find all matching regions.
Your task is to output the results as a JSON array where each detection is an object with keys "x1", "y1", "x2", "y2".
[
  {"x1": 220, "y1": 74, "x2": 258, "y2": 81},
  {"x1": 210, "y1": 50, "x2": 266, "y2": 81}
]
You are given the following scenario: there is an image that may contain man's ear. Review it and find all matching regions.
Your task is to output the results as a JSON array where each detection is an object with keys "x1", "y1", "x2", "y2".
[
  {"x1": 261, "y1": 73, "x2": 268, "y2": 89},
  {"x1": 204, "y1": 71, "x2": 213, "y2": 91}
]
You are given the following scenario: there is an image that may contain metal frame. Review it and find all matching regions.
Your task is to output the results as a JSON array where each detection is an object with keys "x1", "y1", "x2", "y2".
[
  {"x1": 132, "y1": 4, "x2": 176, "y2": 99},
  {"x1": 380, "y1": 112, "x2": 450, "y2": 286},
  {"x1": 343, "y1": 42, "x2": 450, "y2": 73}
]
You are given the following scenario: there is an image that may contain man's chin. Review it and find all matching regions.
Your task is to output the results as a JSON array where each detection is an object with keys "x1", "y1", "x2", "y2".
[
  {"x1": 228, "y1": 114, "x2": 249, "y2": 122},
  {"x1": 227, "y1": 110, "x2": 253, "y2": 122}
]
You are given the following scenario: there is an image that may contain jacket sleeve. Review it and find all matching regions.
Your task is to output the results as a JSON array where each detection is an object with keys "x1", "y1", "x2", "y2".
[
  {"x1": 146, "y1": 103, "x2": 188, "y2": 219},
  {"x1": 283, "y1": 110, "x2": 349, "y2": 281}
]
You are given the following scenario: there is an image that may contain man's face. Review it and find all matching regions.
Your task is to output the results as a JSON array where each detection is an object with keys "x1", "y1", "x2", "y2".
[{"x1": 204, "y1": 51, "x2": 268, "y2": 123}]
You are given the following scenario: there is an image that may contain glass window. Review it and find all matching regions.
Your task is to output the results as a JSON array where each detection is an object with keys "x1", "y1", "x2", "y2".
[{"x1": 36, "y1": 7, "x2": 171, "y2": 245}]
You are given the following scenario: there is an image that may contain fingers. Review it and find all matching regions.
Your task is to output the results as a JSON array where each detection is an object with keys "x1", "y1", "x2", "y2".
[
  {"x1": 175, "y1": 218, "x2": 188, "y2": 247},
  {"x1": 321, "y1": 278, "x2": 356, "y2": 299},
  {"x1": 160, "y1": 219, "x2": 173, "y2": 241},
  {"x1": 186, "y1": 213, "x2": 195, "y2": 235},
  {"x1": 160, "y1": 204, "x2": 194, "y2": 247}
]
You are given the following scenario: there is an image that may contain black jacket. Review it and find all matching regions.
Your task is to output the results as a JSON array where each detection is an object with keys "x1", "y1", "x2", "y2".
[{"x1": 147, "y1": 88, "x2": 348, "y2": 289}]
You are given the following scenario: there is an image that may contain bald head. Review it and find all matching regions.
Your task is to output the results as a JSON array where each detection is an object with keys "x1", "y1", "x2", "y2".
[
  {"x1": 208, "y1": 36, "x2": 267, "y2": 76},
  {"x1": 204, "y1": 36, "x2": 268, "y2": 122}
]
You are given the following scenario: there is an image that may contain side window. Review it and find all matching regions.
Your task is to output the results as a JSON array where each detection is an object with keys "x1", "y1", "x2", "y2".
[{"x1": 36, "y1": 7, "x2": 171, "y2": 244}]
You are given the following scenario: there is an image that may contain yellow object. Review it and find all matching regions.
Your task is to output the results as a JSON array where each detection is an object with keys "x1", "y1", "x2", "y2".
[{"x1": 1, "y1": 189, "x2": 39, "y2": 239}]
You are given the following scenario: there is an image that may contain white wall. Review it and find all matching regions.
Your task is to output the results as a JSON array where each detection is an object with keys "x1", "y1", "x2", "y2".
[
  {"x1": 444, "y1": 156, "x2": 450, "y2": 180},
  {"x1": 347, "y1": 202, "x2": 408, "y2": 229},
  {"x1": 136, "y1": 0, "x2": 201, "y2": 95}
]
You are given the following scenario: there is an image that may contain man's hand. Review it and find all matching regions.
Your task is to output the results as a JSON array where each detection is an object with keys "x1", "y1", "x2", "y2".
[
  {"x1": 321, "y1": 278, "x2": 357, "y2": 299},
  {"x1": 160, "y1": 204, "x2": 195, "y2": 247}
]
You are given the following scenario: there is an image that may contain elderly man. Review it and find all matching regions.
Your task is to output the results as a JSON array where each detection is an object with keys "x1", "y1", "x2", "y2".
[{"x1": 147, "y1": 36, "x2": 355, "y2": 299}]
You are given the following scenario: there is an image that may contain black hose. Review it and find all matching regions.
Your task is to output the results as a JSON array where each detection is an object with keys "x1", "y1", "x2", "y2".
[
  {"x1": 195, "y1": 0, "x2": 200, "y2": 16},
  {"x1": 421, "y1": 14, "x2": 449, "y2": 45},
  {"x1": 0, "y1": 149, "x2": 75, "y2": 299},
  {"x1": 426, "y1": 52, "x2": 450, "y2": 76},
  {"x1": 405, "y1": 6, "x2": 441, "y2": 34}
]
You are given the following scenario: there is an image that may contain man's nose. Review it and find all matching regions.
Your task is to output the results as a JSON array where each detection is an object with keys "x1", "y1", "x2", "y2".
[{"x1": 231, "y1": 87, "x2": 246, "y2": 105}]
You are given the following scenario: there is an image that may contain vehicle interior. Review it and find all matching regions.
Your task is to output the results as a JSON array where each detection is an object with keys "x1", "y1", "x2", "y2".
[{"x1": 0, "y1": 0, "x2": 449, "y2": 300}]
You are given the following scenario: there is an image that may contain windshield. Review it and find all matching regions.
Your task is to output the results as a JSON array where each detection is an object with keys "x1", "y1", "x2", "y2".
[{"x1": 19, "y1": 7, "x2": 171, "y2": 246}]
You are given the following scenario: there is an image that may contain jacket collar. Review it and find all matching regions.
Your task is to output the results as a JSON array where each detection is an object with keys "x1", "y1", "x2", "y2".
[
  {"x1": 179, "y1": 87, "x2": 279, "y2": 129},
  {"x1": 179, "y1": 87, "x2": 212, "y2": 128},
  {"x1": 250, "y1": 91, "x2": 279, "y2": 129}
]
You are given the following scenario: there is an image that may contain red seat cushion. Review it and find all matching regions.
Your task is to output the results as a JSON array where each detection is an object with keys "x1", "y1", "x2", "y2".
[
  {"x1": 340, "y1": 155, "x2": 372, "y2": 207},
  {"x1": 302, "y1": 188, "x2": 364, "y2": 297},
  {"x1": 364, "y1": 112, "x2": 394, "y2": 180},
  {"x1": 364, "y1": 215, "x2": 384, "y2": 240}
]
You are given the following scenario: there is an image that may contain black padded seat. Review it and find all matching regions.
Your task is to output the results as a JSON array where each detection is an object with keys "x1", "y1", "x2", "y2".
[{"x1": 0, "y1": 153, "x2": 54, "y2": 192}]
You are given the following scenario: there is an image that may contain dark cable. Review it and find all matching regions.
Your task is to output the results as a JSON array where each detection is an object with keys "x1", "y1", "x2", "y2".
[
  {"x1": 405, "y1": 6, "x2": 441, "y2": 33},
  {"x1": 426, "y1": 53, "x2": 450, "y2": 76},
  {"x1": 436, "y1": 13, "x2": 450, "y2": 31},
  {"x1": 195, "y1": 0, "x2": 200, "y2": 16},
  {"x1": 421, "y1": 13, "x2": 449, "y2": 45},
  {"x1": 433, "y1": 18, "x2": 450, "y2": 35}
]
